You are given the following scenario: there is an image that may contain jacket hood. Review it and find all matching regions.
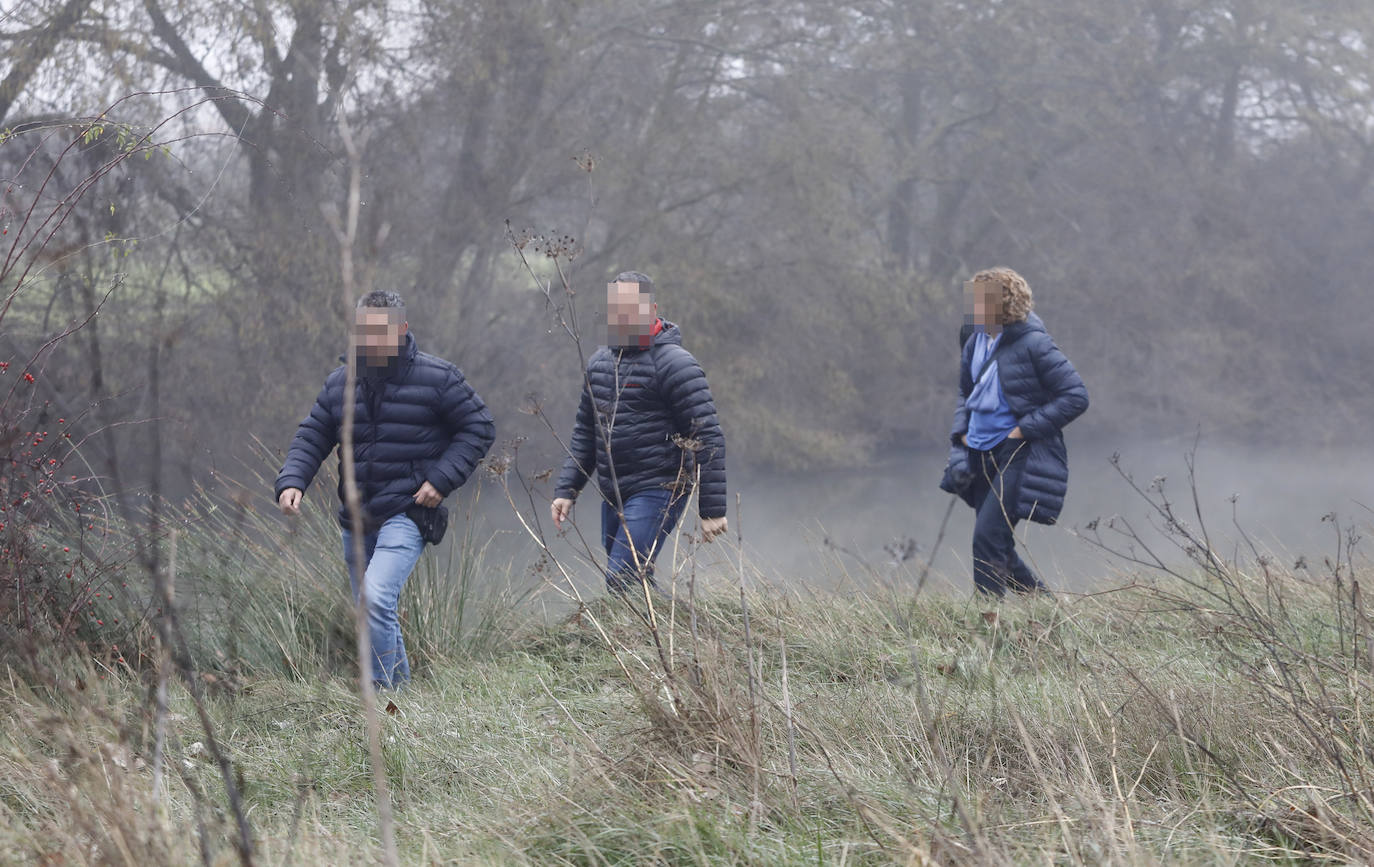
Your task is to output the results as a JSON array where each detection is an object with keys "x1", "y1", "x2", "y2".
[
  {"x1": 653, "y1": 319, "x2": 683, "y2": 347},
  {"x1": 966, "y1": 313, "x2": 1045, "y2": 353},
  {"x1": 1000, "y1": 312, "x2": 1047, "y2": 342}
]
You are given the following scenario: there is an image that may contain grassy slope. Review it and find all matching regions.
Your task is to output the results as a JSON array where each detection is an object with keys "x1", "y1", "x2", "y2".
[{"x1": 3, "y1": 564, "x2": 1371, "y2": 866}]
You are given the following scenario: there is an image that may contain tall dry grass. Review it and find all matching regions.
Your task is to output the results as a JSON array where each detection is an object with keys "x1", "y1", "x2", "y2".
[{"x1": 2, "y1": 445, "x2": 1371, "y2": 864}]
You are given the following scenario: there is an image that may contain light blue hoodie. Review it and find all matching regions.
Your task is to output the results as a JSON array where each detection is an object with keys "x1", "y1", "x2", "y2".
[{"x1": 965, "y1": 331, "x2": 1018, "y2": 450}]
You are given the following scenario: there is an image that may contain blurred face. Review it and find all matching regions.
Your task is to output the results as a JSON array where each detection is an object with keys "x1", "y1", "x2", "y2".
[
  {"x1": 606, "y1": 281, "x2": 656, "y2": 346},
  {"x1": 964, "y1": 281, "x2": 1004, "y2": 330},
  {"x1": 355, "y1": 307, "x2": 407, "y2": 364}
]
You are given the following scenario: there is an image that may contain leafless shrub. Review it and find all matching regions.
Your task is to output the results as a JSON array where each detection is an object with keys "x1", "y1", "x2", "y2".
[
  {"x1": 1, "y1": 90, "x2": 263, "y2": 866},
  {"x1": 1078, "y1": 447, "x2": 1374, "y2": 861}
]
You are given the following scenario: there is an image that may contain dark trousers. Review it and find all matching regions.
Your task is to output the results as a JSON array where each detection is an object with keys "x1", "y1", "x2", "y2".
[
  {"x1": 968, "y1": 439, "x2": 1045, "y2": 597},
  {"x1": 601, "y1": 488, "x2": 689, "y2": 593}
]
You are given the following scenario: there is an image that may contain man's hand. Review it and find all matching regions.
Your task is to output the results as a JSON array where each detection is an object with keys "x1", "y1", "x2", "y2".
[
  {"x1": 413, "y1": 480, "x2": 443, "y2": 508},
  {"x1": 701, "y1": 516, "x2": 728, "y2": 542},
  {"x1": 551, "y1": 497, "x2": 573, "y2": 530},
  {"x1": 278, "y1": 487, "x2": 303, "y2": 516},
  {"x1": 1007, "y1": 426, "x2": 1024, "y2": 440},
  {"x1": 961, "y1": 433, "x2": 969, "y2": 447}
]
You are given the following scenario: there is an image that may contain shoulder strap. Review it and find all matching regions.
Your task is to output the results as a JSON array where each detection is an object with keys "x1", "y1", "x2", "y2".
[{"x1": 971, "y1": 332, "x2": 1021, "y2": 388}]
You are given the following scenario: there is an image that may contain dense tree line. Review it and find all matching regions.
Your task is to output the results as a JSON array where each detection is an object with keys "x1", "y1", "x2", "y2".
[{"x1": 3, "y1": 0, "x2": 1372, "y2": 504}]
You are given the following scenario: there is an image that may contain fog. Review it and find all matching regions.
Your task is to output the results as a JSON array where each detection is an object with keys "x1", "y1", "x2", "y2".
[
  {"x1": 3, "y1": 1, "x2": 1373, "y2": 596},
  {"x1": 443, "y1": 439, "x2": 1372, "y2": 602},
  {"x1": 734, "y1": 441, "x2": 1374, "y2": 592}
]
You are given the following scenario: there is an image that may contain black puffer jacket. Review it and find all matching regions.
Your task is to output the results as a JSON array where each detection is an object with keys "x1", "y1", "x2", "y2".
[
  {"x1": 555, "y1": 320, "x2": 727, "y2": 519},
  {"x1": 274, "y1": 332, "x2": 495, "y2": 528},
  {"x1": 941, "y1": 313, "x2": 1088, "y2": 524}
]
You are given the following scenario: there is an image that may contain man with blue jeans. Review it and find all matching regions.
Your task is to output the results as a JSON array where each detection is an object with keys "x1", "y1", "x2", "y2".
[
  {"x1": 341, "y1": 514, "x2": 425, "y2": 685},
  {"x1": 551, "y1": 272, "x2": 728, "y2": 592},
  {"x1": 275, "y1": 290, "x2": 494, "y2": 687},
  {"x1": 599, "y1": 488, "x2": 689, "y2": 593}
]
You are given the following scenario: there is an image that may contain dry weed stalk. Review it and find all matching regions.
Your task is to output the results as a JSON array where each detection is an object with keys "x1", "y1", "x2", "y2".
[{"x1": 320, "y1": 103, "x2": 397, "y2": 867}]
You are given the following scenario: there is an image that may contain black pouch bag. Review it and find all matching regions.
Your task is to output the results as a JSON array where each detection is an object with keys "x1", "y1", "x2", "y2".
[
  {"x1": 405, "y1": 504, "x2": 449, "y2": 546},
  {"x1": 940, "y1": 446, "x2": 974, "y2": 496}
]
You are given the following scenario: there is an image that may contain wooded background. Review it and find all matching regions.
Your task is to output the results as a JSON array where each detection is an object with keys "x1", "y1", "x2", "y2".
[{"x1": 3, "y1": 0, "x2": 1371, "y2": 507}]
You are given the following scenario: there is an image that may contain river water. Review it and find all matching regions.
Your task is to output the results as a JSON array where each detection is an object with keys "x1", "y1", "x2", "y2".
[{"x1": 455, "y1": 439, "x2": 1374, "y2": 598}]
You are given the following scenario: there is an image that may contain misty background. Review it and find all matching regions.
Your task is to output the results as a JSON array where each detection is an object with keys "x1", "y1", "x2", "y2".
[{"x1": 3, "y1": 0, "x2": 1372, "y2": 589}]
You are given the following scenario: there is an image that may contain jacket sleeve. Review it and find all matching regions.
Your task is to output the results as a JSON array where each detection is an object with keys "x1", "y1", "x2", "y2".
[
  {"x1": 275, "y1": 378, "x2": 340, "y2": 501},
  {"x1": 427, "y1": 367, "x2": 495, "y2": 496},
  {"x1": 554, "y1": 384, "x2": 596, "y2": 500},
  {"x1": 661, "y1": 346, "x2": 727, "y2": 520},
  {"x1": 1015, "y1": 335, "x2": 1089, "y2": 441}
]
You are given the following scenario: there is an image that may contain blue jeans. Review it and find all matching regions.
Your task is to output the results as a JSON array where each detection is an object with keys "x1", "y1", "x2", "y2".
[
  {"x1": 601, "y1": 489, "x2": 689, "y2": 593},
  {"x1": 341, "y1": 513, "x2": 425, "y2": 688},
  {"x1": 968, "y1": 439, "x2": 1044, "y2": 597}
]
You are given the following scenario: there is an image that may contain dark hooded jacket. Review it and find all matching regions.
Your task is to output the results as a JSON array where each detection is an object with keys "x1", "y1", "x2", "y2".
[
  {"x1": 274, "y1": 331, "x2": 495, "y2": 529},
  {"x1": 941, "y1": 312, "x2": 1088, "y2": 524},
  {"x1": 554, "y1": 320, "x2": 727, "y2": 519}
]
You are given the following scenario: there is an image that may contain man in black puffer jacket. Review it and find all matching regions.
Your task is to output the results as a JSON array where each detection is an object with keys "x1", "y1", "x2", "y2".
[
  {"x1": 550, "y1": 272, "x2": 727, "y2": 593},
  {"x1": 275, "y1": 290, "x2": 494, "y2": 687}
]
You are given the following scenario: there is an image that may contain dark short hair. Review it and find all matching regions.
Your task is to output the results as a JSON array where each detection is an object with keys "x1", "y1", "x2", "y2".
[
  {"x1": 611, "y1": 271, "x2": 653, "y2": 296},
  {"x1": 357, "y1": 289, "x2": 406, "y2": 309}
]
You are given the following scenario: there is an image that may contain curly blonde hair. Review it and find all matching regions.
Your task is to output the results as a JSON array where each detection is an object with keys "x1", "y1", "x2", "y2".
[{"x1": 970, "y1": 267, "x2": 1034, "y2": 323}]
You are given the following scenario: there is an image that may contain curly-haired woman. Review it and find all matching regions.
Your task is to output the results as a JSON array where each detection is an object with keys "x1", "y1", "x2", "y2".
[{"x1": 940, "y1": 268, "x2": 1089, "y2": 596}]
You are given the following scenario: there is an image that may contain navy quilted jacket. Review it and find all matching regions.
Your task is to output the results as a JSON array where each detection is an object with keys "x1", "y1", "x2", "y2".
[
  {"x1": 554, "y1": 320, "x2": 727, "y2": 519},
  {"x1": 274, "y1": 332, "x2": 495, "y2": 528},
  {"x1": 943, "y1": 313, "x2": 1088, "y2": 524}
]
